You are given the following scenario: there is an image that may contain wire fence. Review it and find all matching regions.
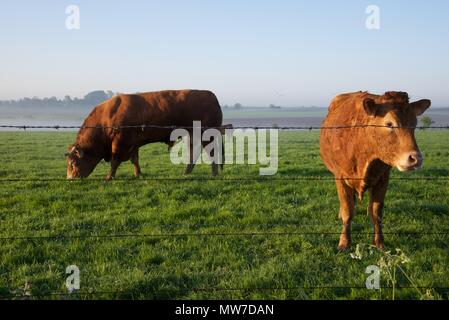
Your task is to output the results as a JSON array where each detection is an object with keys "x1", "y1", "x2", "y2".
[
  {"x1": 1, "y1": 124, "x2": 448, "y2": 234},
  {"x1": 2, "y1": 231, "x2": 449, "y2": 242},
  {"x1": 2, "y1": 123, "x2": 448, "y2": 183},
  {"x1": 1, "y1": 123, "x2": 449, "y2": 299},
  {"x1": 1, "y1": 176, "x2": 449, "y2": 183},
  {"x1": 4, "y1": 285, "x2": 449, "y2": 299},
  {"x1": 1, "y1": 124, "x2": 449, "y2": 130}
]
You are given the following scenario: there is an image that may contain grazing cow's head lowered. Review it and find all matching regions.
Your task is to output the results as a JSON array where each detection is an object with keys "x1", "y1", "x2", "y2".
[
  {"x1": 361, "y1": 92, "x2": 431, "y2": 172},
  {"x1": 65, "y1": 145, "x2": 100, "y2": 179}
]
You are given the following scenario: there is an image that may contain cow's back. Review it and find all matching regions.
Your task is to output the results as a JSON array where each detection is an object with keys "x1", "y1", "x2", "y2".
[
  {"x1": 96, "y1": 90, "x2": 222, "y2": 128},
  {"x1": 75, "y1": 90, "x2": 223, "y2": 159}
]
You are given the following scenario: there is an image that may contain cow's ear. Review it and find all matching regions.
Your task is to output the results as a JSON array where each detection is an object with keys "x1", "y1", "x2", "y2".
[
  {"x1": 66, "y1": 145, "x2": 84, "y2": 158},
  {"x1": 74, "y1": 146, "x2": 84, "y2": 158},
  {"x1": 409, "y1": 99, "x2": 431, "y2": 116},
  {"x1": 363, "y1": 98, "x2": 379, "y2": 116}
]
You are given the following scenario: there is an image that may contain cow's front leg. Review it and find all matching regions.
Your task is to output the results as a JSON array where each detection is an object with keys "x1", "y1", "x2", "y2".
[
  {"x1": 336, "y1": 179, "x2": 356, "y2": 251},
  {"x1": 130, "y1": 151, "x2": 141, "y2": 177},
  {"x1": 106, "y1": 159, "x2": 121, "y2": 181},
  {"x1": 368, "y1": 173, "x2": 389, "y2": 249}
]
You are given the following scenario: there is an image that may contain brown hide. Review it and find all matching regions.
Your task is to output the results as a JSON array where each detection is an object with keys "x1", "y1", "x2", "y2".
[
  {"x1": 66, "y1": 90, "x2": 223, "y2": 179},
  {"x1": 320, "y1": 91, "x2": 431, "y2": 250}
]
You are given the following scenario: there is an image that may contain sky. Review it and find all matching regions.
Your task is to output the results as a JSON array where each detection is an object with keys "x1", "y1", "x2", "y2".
[{"x1": 1, "y1": 0, "x2": 449, "y2": 107}]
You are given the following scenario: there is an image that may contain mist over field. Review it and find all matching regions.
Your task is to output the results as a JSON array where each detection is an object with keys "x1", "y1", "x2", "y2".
[{"x1": 1, "y1": 94, "x2": 449, "y2": 130}]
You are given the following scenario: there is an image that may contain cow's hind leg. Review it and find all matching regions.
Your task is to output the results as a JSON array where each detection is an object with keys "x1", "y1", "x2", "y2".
[
  {"x1": 185, "y1": 138, "x2": 201, "y2": 175},
  {"x1": 206, "y1": 142, "x2": 219, "y2": 177},
  {"x1": 336, "y1": 179, "x2": 356, "y2": 251},
  {"x1": 130, "y1": 151, "x2": 141, "y2": 178},
  {"x1": 368, "y1": 172, "x2": 390, "y2": 249},
  {"x1": 202, "y1": 135, "x2": 221, "y2": 177},
  {"x1": 211, "y1": 163, "x2": 219, "y2": 176}
]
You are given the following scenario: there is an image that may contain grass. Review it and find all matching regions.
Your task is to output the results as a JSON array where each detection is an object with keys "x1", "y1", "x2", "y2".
[{"x1": 0, "y1": 130, "x2": 448, "y2": 300}]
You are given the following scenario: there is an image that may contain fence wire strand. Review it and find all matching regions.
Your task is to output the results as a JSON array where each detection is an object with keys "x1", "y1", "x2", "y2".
[
  {"x1": 4, "y1": 285, "x2": 449, "y2": 299},
  {"x1": 1, "y1": 176, "x2": 449, "y2": 182},
  {"x1": 1, "y1": 231, "x2": 448, "y2": 242},
  {"x1": 1, "y1": 124, "x2": 449, "y2": 130}
]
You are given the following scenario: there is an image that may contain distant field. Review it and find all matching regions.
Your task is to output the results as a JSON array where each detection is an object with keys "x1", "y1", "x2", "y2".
[
  {"x1": 0, "y1": 130, "x2": 449, "y2": 299},
  {"x1": 222, "y1": 107, "x2": 327, "y2": 119},
  {"x1": 1, "y1": 105, "x2": 449, "y2": 130}
]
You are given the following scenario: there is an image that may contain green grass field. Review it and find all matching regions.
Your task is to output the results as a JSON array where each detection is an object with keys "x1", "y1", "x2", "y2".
[{"x1": 0, "y1": 130, "x2": 448, "y2": 300}]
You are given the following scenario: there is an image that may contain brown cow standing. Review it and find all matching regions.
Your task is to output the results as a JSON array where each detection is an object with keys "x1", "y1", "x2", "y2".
[
  {"x1": 66, "y1": 90, "x2": 223, "y2": 180},
  {"x1": 320, "y1": 91, "x2": 431, "y2": 250}
]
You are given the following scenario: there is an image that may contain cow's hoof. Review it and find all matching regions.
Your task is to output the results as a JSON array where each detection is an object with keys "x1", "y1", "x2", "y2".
[
  {"x1": 338, "y1": 234, "x2": 351, "y2": 251},
  {"x1": 133, "y1": 171, "x2": 142, "y2": 178},
  {"x1": 337, "y1": 243, "x2": 351, "y2": 251},
  {"x1": 373, "y1": 241, "x2": 385, "y2": 250}
]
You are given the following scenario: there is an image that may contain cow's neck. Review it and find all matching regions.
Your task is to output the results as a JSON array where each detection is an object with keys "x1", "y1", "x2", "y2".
[
  {"x1": 353, "y1": 158, "x2": 391, "y2": 199},
  {"x1": 75, "y1": 127, "x2": 107, "y2": 159}
]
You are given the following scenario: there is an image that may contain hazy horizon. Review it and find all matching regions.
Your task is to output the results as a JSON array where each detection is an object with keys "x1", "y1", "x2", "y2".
[
  {"x1": 1, "y1": 1, "x2": 449, "y2": 107},
  {"x1": 2, "y1": 89, "x2": 449, "y2": 109}
]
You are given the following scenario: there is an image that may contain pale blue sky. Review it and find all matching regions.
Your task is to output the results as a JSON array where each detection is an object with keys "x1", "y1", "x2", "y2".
[{"x1": 1, "y1": 1, "x2": 448, "y2": 106}]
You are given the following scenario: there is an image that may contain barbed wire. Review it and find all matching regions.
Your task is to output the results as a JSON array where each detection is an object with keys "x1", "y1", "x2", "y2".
[
  {"x1": 1, "y1": 176, "x2": 449, "y2": 182},
  {"x1": 5, "y1": 221, "x2": 338, "y2": 229},
  {"x1": 3, "y1": 285, "x2": 449, "y2": 299},
  {"x1": 1, "y1": 231, "x2": 448, "y2": 242},
  {"x1": 1, "y1": 124, "x2": 449, "y2": 130}
]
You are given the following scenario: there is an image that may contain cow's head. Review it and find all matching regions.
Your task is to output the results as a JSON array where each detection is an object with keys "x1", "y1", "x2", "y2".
[
  {"x1": 65, "y1": 145, "x2": 99, "y2": 179},
  {"x1": 362, "y1": 92, "x2": 431, "y2": 172}
]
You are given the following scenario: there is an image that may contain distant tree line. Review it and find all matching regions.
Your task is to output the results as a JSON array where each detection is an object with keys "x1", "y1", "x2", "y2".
[
  {"x1": 0, "y1": 90, "x2": 116, "y2": 108},
  {"x1": 222, "y1": 103, "x2": 283, "y2": 109},
  {"x1": 1, "y1": 93, "x2": 289, "y2": 110},
  {"x1": 222, "y1": 103, "x2": 244, "y2": 109}
]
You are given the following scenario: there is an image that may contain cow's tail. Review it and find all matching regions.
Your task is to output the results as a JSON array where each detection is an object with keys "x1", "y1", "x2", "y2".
[
  {"x1": 221, "y1": 137, "x2": 225, "y2": 170},
  {"x1": 219, "y1": 124, "x2": 233, "y2": 171}
]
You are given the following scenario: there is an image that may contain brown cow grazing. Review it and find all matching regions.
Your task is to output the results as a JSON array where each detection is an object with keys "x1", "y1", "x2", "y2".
[
  {"x1": 320, "y1": 91, "x2": 431, "y2": 250},
  {"x1": 66, "y1": 90, "x2": 223, "y2": 180}
]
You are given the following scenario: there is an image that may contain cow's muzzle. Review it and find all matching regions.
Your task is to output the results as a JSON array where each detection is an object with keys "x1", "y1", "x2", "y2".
[{"x1": 396, "y1": 151, "x2": 423, "y2": 172}]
